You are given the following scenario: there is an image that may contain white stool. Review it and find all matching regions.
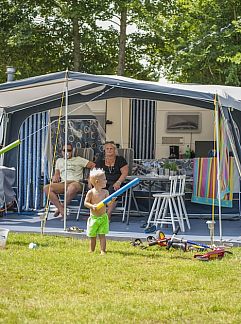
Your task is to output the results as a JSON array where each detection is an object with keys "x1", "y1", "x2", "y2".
[
  {"x1": 176, "y1": 175, "x2": 190, "y2": 230},
  {"x1": 146, "y1": 176, "x2": 185, "y2": 232}
]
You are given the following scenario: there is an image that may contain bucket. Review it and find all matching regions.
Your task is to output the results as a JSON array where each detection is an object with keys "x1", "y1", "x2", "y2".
[{"x1": 0, "y1": 228, "x2": 9, "y2": 249}]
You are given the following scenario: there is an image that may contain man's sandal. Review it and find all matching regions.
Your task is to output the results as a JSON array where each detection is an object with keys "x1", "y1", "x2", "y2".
[{"x1": 66, "y1": 226, "x2": 84, "y2": 233}]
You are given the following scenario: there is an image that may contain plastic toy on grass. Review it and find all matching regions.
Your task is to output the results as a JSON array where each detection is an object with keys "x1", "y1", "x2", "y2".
[
  {"x1": 166, "y1": 226, "x2": 233, "y2": 260},
  {"x1": 146, "y1": 230, "x2": 169, "y2": 247},
  {"x1": 130, "y1": 229, "x2": 186, "y2": 251},
  {"x1": 130, "y1": 238, "x2": 146, "y2": 249},
  {"x1": 29, "y1": 242, "x2": 38, "y2": 249},
  {"x1": 194, "y1": 248, "x2": 233, "y2": 261},
  {"x1": 0, "y1": 228, "x2": 9, "y2": 249},
  {"x1": 131, "y1": 226, "x2": 233, "y2": 260}
]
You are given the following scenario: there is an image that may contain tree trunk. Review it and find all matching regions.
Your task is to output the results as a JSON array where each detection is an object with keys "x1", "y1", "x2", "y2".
[
  {"x1": 117, "y1": 7, "x2": 127, "y2": 76},
  {"x1": 73, "y1": 16, "x2": 80, "y2": 71}
]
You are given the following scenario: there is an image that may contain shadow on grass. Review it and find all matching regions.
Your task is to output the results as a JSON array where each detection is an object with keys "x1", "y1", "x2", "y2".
[
  {"x1": 169, "y1": 254, "x2": 193, "y2": 261},
  {"x1": 107, "y1": 248, "x2": 164, "y2": 258},
  {"x1": 8, "y1": 240, "x2": 50, "y2": 248}
]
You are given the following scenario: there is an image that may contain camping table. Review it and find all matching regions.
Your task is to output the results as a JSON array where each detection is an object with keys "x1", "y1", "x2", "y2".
[{"x1": 123, "y1": 175, "x2": 170, "y2": 225}]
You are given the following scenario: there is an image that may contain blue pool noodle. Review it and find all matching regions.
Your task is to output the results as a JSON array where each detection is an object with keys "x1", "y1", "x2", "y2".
[{"x1": 96, "y1": 177, "x2": 140, "y2": 210}]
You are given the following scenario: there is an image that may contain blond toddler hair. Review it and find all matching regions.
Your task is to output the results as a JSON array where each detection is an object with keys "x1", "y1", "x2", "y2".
[{"x1": 89, "y1": 168, "x2": 105, "y2": 186}]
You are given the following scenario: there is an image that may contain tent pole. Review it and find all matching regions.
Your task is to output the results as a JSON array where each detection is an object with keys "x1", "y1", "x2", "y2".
[
  {"x1": 63, "y1": 70, "x2": 69, "y2": 231},
  {"x1": 215, "y1": 98, "x2": 222, "y2": 243},
  {"x1": 120, "y1": 97, "x2": 123, "y2": 148}
]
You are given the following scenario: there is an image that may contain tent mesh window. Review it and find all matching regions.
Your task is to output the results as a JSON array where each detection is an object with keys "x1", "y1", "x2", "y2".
[
  {"x1": 50, "y1": 118, "x2": 104, "y2": 160},
  {"x1": 18, "y1": 112, "x2": 49, "y2": 210},
  {"x1": 130, "y1": 99, "x2": 156, "y2": 159}
]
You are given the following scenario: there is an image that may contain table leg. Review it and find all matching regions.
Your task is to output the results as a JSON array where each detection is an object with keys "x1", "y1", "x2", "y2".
[
  {"x1": 144, "y1": 181, "x2": 153, "y2": 223},
  {"x1": 126, "y1": 187, "x2": 133, "y2": 225},
  {"x1": 122, "y1": 190, "x2": 129, "y2": 222}
]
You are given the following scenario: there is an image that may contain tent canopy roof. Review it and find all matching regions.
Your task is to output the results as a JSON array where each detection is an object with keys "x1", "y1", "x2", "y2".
[{"x1": 1, "y1": 71, "x2": 241, "y2": 114}]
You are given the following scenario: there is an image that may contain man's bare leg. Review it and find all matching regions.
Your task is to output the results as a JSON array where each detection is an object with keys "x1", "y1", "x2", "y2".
[
  {"x1": 43, "y1": 183, "x2": 65, "y2": 216},
  {"x1": 90, "y1": 237, "x2": 96, "y2": 252},
  {"x1": 44, "y1": 181, "x2": 81, "y2": 218},
  {"x1": 57, "y1": 182, "x2": 82, "y2": 220},
  {"x1": 99, "y1": 234, "x2": 106, "y2": 255},
  {"x1": 65, "y1": 182, "x2": 81, "y2": 205}
]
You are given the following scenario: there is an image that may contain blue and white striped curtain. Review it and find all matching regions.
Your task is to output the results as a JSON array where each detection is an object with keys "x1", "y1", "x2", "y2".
[
  {"x1": 130, "y1": 99, "x2": 156, "y2": 159},
  {"x1": 18, "y1": 112, "x2": 49, "y2": 211}
]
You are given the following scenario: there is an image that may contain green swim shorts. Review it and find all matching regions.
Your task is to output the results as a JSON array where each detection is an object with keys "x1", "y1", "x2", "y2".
[{"x1": 86, "y1": 213, "x2": 109, "y2": 237}]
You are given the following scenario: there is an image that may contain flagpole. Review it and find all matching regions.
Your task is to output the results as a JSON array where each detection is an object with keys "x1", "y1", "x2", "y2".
[
  {"x1": 64, "y1": 69, "x2": 68, "y2": 231},
  {"x1": 215, "y1": 95, "x2": 222, "y2": 243}
]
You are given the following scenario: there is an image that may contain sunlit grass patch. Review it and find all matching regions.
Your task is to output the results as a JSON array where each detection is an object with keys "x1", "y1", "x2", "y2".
[{"x1": 0, "y1": 233, "x2": 241, "y2": 323}]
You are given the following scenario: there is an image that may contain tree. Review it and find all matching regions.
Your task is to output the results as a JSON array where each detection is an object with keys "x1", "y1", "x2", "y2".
[
  {"x1": 100, "y1": 0, "x2": 171, "y2": 79},
  {"x1": 147, "y1": 0, "x2": 241, "y2": 85},
  {"x1": 0, "y1": 0, "x2": 173, "y2": 82},
  {"x1": 0, "y1": 0, "x2": 117, "y2": 81}
]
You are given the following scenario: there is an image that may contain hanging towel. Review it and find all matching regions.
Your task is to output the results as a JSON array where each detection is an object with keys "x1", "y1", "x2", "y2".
[{"x1": 191, "y1": 157, "x2": 234, "y2": 207}]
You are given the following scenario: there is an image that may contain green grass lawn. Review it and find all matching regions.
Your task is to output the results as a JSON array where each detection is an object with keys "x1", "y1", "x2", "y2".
[{"x1": 0, "y1": 233, "x2": 241, "y2": 323}]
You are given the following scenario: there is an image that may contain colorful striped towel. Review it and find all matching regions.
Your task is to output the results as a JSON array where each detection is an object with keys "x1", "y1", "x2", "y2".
[{"x1": 191, "y1": 157, "x2": 234, "y2": 208}]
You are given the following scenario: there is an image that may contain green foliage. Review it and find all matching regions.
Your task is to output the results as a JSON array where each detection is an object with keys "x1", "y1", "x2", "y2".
[
  {"x1": 0, "y1": 233, "x2": 241, "y2": 322},
  {"x1": 0, "y1": 0, "x2": 163, "y2": 82},
  {"x1": 169, "y1": 161, "x2": 178, "y2": 171},
  {"x1": 163, "y1": 160, "x2": 171, "y2": 169},
  {"x1": 1, "y1": 0, "x2": 240, "y2": 85},
  {"x1": 147, "y1": 0, "x2": 241, "y2": 85},
  {"x1": 163, "y1": 161, "x2": 178, "y2": 171}
]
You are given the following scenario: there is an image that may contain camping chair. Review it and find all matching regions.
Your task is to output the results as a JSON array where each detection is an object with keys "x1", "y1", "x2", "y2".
[
  {"x1": 118, "y1": 148, "x2": 134, "y2": 177},
  {"x1": 47, "y1": 147, "x2": 94, "y2": 220},
  {"x1": 113, "y1": 148, "x2": 137, "y2": 217},
  {"x1": 73, "y1": 147, "x2": 94, "y2": 221},
  {"x1": 117, "y1": 148, "x2": 143, "y2": 223}
]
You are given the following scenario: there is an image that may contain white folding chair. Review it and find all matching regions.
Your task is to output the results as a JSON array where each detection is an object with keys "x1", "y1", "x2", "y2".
[
  {"x1": 176, "y1": 175, "x2": 191, "y2": 230},
  {"x1": 146, "y1": 175, "x2": 185, "y2": 232}
]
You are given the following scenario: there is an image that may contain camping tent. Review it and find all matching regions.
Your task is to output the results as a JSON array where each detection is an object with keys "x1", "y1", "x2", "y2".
[
  {"x1": 1, "y1": 71, "x2": 241, "y2": 239},
  {"x1": 1, "y1": 70, "x2": 241, "y2": 170}
]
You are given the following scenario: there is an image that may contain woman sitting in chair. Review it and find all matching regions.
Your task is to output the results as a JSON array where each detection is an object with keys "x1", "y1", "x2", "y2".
[{"x1": 95, "y1": 141, "x2": 128, "y2": 220}]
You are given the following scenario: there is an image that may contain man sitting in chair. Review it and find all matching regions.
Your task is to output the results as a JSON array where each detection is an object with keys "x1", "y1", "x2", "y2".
[{"x1": 43, "y1": 143, "x2": 95, "y2": 219}]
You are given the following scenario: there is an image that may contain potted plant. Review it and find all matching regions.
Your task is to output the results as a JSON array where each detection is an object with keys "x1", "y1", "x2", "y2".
[
  {"x1": 169, "y1": 162, "x2": 178, "y2": 175},
  {"x1": 163, "y1": 161, "x2": 171, "y2": 176}
]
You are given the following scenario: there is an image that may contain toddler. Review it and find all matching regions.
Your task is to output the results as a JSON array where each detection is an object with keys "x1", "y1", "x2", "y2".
[{"x1": 84, "y1": 168, "x2": 110, "y2": 255}]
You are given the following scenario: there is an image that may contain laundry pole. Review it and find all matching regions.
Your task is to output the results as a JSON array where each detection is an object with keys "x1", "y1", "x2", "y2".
[{"x1": 64, "y1": 71, "x2": 69, "y2": 231}]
